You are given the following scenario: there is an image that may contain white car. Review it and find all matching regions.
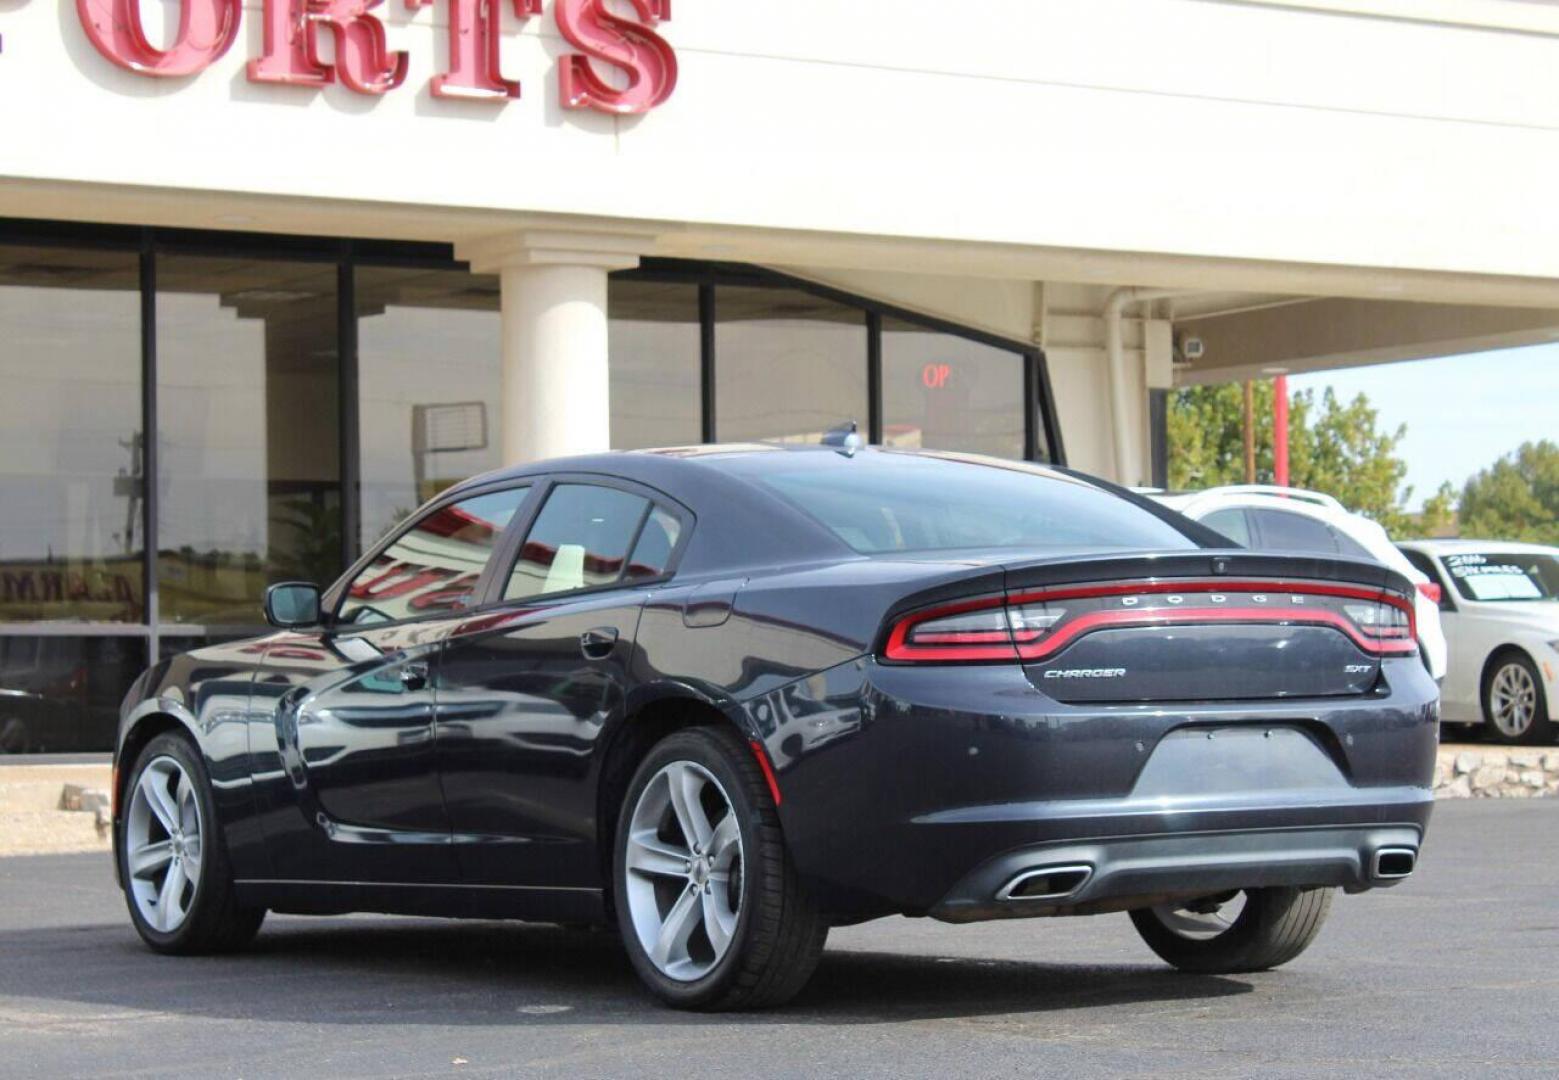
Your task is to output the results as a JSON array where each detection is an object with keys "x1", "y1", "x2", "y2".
[
  {"x1": 1396, "y1": 540, "x2": 1559, "y2": 744},
  {"x1": 1152, "y1": 486, "x2": 1449, "y2": 681}
]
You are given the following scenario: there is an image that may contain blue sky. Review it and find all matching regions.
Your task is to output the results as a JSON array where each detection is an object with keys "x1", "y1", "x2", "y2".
[{"x1": 1289, "y1": 344, "x2": 1558, "y2": 510}]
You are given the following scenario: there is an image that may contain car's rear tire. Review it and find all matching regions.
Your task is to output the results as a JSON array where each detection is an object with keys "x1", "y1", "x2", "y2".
[
  {"x1": 612, "y1": 726, "x2": 827, "y2": 1010},
  {"x1": 119, "y1": 732, "x2": 265, "y2": 954},
  {"x1": 1129, "y1": 887, "x2": 1333, "y2": 974},
  {"x1": 1482, "y1": 652, "x2": 1553, "y2": 745}
]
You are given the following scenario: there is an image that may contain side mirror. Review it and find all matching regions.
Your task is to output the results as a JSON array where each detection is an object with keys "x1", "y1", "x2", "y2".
[{"x1": 265, "y1": 582, "x2": 323, "y2": 629}]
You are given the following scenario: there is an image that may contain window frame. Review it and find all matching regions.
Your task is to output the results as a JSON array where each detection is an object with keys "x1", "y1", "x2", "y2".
[
  {"x1": 324, "y1": 478, "x2": 542, "y2": 630},
  {"x1": 1401, "y1": 548, "x2": 1457, "y2": 612},
  {"x1": 485, "y1": 472, "x2": 696, "y2": 609}
]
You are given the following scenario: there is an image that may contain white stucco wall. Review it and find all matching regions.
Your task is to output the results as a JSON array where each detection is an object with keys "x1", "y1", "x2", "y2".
[{"x1": 5, "y1": 0, "x2": 1559, "y2": 283}]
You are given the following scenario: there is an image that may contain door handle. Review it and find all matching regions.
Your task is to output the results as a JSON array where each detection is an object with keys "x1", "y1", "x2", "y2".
[
  {"x1": 399, "y1": 662, "x2": 429, "y2": 692},
  {"x1": 580, "y1": 626, "x2": 619, "y2": 660}
]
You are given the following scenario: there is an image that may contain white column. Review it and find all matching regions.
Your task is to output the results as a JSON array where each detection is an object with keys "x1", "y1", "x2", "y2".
[{"x1": 457, "y1": 230, "x2": 651, "y2": 465}]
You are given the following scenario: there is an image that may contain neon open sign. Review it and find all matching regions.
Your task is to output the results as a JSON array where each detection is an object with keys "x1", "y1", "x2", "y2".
[{"x1": 69, "y1": 0, "x2": 676, "y2": 114}]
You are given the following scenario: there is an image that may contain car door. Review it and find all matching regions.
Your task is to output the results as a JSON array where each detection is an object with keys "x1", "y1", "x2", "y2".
[
  {"x1": 1402, "y1": 547, "x2": 1468, "y2": 703},
  {"x1": 434, "y1": 478, "x2": 688, "y2": 888},
  {"x1": 1417, "y1": 552, "x2": 1483, "y2": 719},
  {"x1": 248, "y1": 484, "x2": 535, "y2": 885}
]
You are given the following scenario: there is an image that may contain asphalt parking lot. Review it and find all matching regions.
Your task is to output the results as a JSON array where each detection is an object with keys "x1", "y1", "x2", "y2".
[{"x1": 2, "y1": 800, "x2": 1557, "y2": 1079}]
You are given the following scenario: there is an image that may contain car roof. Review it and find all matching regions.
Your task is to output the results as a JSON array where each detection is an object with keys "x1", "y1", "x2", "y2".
[
  {"x1": 438, "y1": 444, "x2": 1193, "y2": 576},
  {"x1": 1156, "y1": 488, "x2": 1367, "y2": 534},
  {"x1": 448, "y1": 443, "x2": 1084, "y2": 494},
  {"x1": 1156, "y1": 486, "x2": 1422, "y2": 570}
]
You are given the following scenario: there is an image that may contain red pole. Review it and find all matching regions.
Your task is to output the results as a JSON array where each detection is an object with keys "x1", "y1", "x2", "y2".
[{"x1": 1273, "y1": 374, "x2": 1290, "y2": 487}]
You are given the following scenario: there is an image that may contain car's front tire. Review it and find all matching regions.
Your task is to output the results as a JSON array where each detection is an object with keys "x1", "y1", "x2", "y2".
[
  {"x1": 612, "y1": 726, "x2": 827, "y2": 1010},
  {"x1": 1482, "y1": 652, "x2": 1553, "y2": 745},
  {"x1": 119, "y1": 732, "x2": 265, "y2": 954},
  {"x1": 1129, "y1": 887, "x2": 1333, "y2": 974}
]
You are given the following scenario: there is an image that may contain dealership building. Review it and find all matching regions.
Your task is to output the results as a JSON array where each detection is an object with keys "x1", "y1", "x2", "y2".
[{"x1": 4, "y1": 0, "x2": 1559, "y2": 751}]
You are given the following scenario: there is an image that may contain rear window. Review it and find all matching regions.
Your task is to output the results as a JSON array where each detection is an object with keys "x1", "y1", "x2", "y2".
[{"x1": 758, "y1": 456, "x2": 1197, "y2": 555}]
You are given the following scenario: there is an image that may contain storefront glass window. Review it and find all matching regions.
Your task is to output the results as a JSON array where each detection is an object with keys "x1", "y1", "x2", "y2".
[
  {"x1": 0, "y1": 228, "x2": 1062, "y2": 754},
  {"x1": 0, "y1": 245, "x2": 144, "y2": 622},
  {"x1": 714, "y1": 287, "x2": 867, "y2": 443},
  {"x1": 157, "y1": 255, "x2": 341, "y2": 626},
  {"x1": 881, "y1": 317, "x2": 1026, "y2": 460},
  {"x1": 357, "y1": 266, "x2": 502, "y2": 552},
  {"x1": 0, "y1": 636, "x2": 145, "y2": 753},
  {"x1": 609, "y1": 279, "x2": 701, "y2": 449}
]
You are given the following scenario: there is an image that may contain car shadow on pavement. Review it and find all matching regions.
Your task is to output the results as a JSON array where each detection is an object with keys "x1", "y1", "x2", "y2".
[{"x1": 0, "y1": 918, "x2": 1251, "y2": 1025}]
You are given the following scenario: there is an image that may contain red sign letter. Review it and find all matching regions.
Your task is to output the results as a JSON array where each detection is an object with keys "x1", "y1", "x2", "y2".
[
  {"x1": 408, "y1": 0, "x2": 540, "y2": 100},
  {"x1": 248, "y1": 0, "x2": 409, "y2": 94},
  {"x1": 76, "y1": 0, "x2": 241, "y2": 77},
  {"x1": 555, "y1": 0, "x2": 676, "y2": 115}
]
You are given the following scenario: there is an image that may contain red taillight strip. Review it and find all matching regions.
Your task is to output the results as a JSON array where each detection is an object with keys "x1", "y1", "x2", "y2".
[
  {"x1": 884, "y1": 579, "x2": 1417, "y2": 663},
  {"x1": 1012, "y1": 606, "x2": 1417, "y2": 661},
  {"x1": 883, "y1": 594, "x2": 1012, "y2": 661},
  {"x1": 1009, "y1": 578, "x2": 1413, "y2": 611}
]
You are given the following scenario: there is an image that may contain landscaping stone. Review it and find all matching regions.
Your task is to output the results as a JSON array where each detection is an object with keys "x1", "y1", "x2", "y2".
[{"x1": 1436, "y1": 744, "x2": 1559, "y2": 800}]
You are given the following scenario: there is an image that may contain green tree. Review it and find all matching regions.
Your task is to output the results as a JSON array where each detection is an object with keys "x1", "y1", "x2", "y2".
[
  {"x1": 1168, "y1": 383, "x2": 1413, "y2": 534},
  {"x1": 1417, "y1": 481, "x2": 1458, "y2": 537},
  {"x1": 1457, "y1": 440, "x2": 1559, "y2": 544}
]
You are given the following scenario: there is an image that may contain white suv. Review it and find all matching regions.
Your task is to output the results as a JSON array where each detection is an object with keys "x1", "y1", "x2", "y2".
[
  {"x1": 1396, "y1": 540, "x2": 1559, "y2": 744},
  {"x1": 1152, "y1": 486, "x2": 1449, "y2": 681}
]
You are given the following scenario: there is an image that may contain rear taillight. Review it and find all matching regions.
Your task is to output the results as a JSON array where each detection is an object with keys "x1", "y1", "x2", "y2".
[
  {"x1": 1416, "y1": 581, "x2": 1442, "y2": 605},
  {"x1": 884, "y1": 579, "x2": 1417, "y2": 663}
]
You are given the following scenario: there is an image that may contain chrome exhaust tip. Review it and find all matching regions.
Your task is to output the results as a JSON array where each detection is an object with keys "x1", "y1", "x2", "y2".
[
  {"x1": 1372, "y1": 846, "x2": 1417, "y2": 880},
  {"x1": 996, "y1": 864, "x2": 1093, "y2": 901}
]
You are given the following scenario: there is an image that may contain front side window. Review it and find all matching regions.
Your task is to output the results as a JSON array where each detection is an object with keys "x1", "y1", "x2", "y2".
[
  {"x1": 505, "y1": 485, "x2": 653, "y2": 601},
  {"x1": 1443, "y1": 552, "x2": 1559, "y2": 602},
  {"x1": 338, "y1": 487, "x2": 530, "y2": 625}
]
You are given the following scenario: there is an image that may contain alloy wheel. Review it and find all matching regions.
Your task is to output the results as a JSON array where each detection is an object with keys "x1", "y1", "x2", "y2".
[
  {"x1": 1490, "y1": 662, "x2": 1539, "y2": 738},
  {"x1": 1149, "y1": 890, "x2": 1248, "y2": 941},
  {"x1": 622, "y1": 760, "x2": 744, "y2": 982},
  {"x1": 125, "y1": 756, "x2": 203, "y2": 933}
]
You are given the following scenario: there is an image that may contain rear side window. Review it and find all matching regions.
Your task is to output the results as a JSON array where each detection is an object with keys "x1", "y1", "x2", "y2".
[
  {"x1": 1250, "y1": 509, "x2": 1341, "y2": 556},
  {"x1": 339, "y1": 487, "x2": 530, "y2": 624},
  {"x1": 1199, "y1": 508, "x2": 1251, "y2": 547},
  {"x1": 505, "y1": 484, "x2": 652, "y2": 600},
  {"x1": 758, "y1": 456, "x2": 1196, "y2": 554},
  {"x1": 625, "y1": 507, "x2": 683, "y2": 582},
  {"x1": 1330, "y1": 529, "x2": 1376, "y2": 562}
]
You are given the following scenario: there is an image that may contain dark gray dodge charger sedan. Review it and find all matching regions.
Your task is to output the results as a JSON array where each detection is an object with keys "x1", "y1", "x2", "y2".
[{"x1": 112, "y1": 445, "x2": 1437, "y2": 1009}]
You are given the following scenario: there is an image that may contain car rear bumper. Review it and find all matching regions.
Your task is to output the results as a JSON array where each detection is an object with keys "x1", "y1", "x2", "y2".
[
  {"x1": 928, "y1": 819, "x2": 1424, "y2": 923},
  {"x1": 751, "y1": 655, "x2": 1439, "y2": 921}
]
